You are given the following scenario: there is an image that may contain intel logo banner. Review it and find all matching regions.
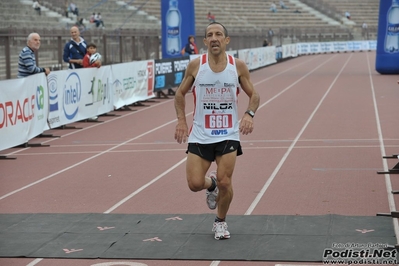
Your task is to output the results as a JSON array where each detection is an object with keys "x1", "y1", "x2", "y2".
[
  {"x1": 46, "y1": 67, "x2": 114, "y2": 128},
  {"x1": 63, "y1": 72, "x2": 81, "y2": 120}
]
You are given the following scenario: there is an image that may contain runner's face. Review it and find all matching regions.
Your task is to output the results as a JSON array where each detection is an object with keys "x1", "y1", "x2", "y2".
[{"x1": 204, "y1": 24, "x2": 230, "y2": 55}]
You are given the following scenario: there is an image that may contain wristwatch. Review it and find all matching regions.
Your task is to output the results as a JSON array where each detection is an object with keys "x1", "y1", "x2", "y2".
[{"x1": 245, "y1": 110, "x2": 255, "y2": 118}]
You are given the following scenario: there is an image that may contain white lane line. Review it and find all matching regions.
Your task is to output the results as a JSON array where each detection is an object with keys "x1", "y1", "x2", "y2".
[
  {"x1": 23, "y1": 55, "x2": 327, "y2": 266},
  {"x1": 366, "y1": 52, "x2": 399, "y2": 242},
  {"x1": 10, "y1": 144, "x2": 399, "y2": 157},
  {"x1": 104, "y1": 157, "x2": 187, "y2": 213},
  {"x1": 244, "y1": 54, "x2": 350, "y2": 215},
  {"x1": 0, "y1": 118, "x2": 179, "y2": 201},
  {"x1": 211, "y1": 54, "x2": 341, "y2": 266},
  {"x1": 1, "y1": 99, "x2": 174, "y2": 157},
  {"x1": 26, "y1": 259, "x2": 43, "y2": 266}
]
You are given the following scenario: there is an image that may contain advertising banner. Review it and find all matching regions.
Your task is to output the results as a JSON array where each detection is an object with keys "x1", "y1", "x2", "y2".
[
  {"x1": 161, "y1": 0, "x2": 195, "y2": 58},
  {"x1": 238, "y1": 46, "x2": 277, "y2": 71},
  {"x1": 0, "y1": 74, "x2": 48, "y2": 150},
  {"x1": 112, "y1": 60, "x2": 155, "y2": 109},
  {"x1": 282, "y1": 44, "x2": 298, "y2": 58},
  {"x1": 154, "y1": 56, "x2": 189, "y2": 92},
  {"x1": 375, "y1": 0, "x2": 399, "y2": 74},
  {"x1": 47, "y1": 66, "x2": 114, "y2": 129}
]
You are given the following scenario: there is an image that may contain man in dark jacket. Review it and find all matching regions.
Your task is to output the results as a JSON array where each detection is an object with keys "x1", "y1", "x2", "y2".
[{"x1": 63, "y1": 26, "x2": 87, "y2": 69}]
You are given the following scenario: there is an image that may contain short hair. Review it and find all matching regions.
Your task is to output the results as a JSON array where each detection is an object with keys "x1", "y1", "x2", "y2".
[
  {"x1": 188, "y1": 35, "x2": 195, "y2": 42},
  {"x1": 87, "y1": 43, "x2": 97, "y2": 49},
  {"x1": 204, "y1": 22, "x2": 228, "y2": 38},
  {"x1": 27, "y1": 32, "x2": 39, "y2": 44}
]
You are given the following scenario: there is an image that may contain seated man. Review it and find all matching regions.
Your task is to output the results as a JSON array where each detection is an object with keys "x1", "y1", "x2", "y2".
[
  {"x1": 270, "y1": 2, "x2": 277, "y2": 13},
  {"x1": 207, "y1": 12, "x2": 216, "y2": 22},
  {"x1": 279, "y1": 0, "x2": 288, "y2": 9}
]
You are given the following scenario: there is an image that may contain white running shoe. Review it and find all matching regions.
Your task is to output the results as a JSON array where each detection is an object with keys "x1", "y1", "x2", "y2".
[
  {"x1": 206, "y1": 171, "x2": 218, "y2": 210},
  {"x1": 212, "y1": 221, "x2": 230, "y2": 240}
]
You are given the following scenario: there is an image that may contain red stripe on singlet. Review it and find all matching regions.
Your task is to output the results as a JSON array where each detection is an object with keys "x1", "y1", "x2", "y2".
[
  {"x1": 201, "y1": 54, "x2": 207, "y2": 65},
  {"x1": 228, "y1": 54, "x2": 234, "y2": 65}
]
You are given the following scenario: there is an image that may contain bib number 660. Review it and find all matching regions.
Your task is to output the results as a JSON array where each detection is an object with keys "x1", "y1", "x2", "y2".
[{"x1": 205, "y1": 114, "x2": 232, "y2": 129}]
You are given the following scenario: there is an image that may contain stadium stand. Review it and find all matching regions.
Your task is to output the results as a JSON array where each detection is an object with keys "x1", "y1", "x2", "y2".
[
  {"x1": 0, "y1": 0, "x2": 379, "y2": 80},
  {"x1": 319, "y1": 0, "x2": 379, "y2": 28}
]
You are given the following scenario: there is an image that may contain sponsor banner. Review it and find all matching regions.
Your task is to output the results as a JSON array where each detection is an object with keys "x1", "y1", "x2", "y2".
[
  {"x1": 238, "y1": 46, "x2": 276, "y2": 71},
  {"x1": 332, "y1": 42, "x2": 348, "y2": 52},
  {"x1": 297, "y1": 41, "x2": 376, "y2": 55},
  {"x1": 282, "y1": 44, "x2": 298, "y2": 58},
  {"x1": 47, "y1": 66, "x2": 114, "y2": 128},
  {"x1": 161, "y1": 0, "x2": 195, "y2": 59},
  {"x1": 375, "y1": 0, "x2": 399, "y2": 74},
  {"x1": 0, "y1": 74, "x2": 48, "y2": 151},
  {"x1": 112, "y1": 60, "x2": 155, "y2": 109},
  {"x1": 320, "y1": 42, "x2": 335, "y2": 53},
  {"x1": 154, "y1": 56, "x2": 189, "y2": 92},
  {"x1": 368, "y1": 40, "x2": 377, "y2": 50},
  {"x1": 297, "y1": 43, "x2": 310, "y2": 54},
  {"x1": 309, "y1": 42, "x2": 322, "y2": 53}
]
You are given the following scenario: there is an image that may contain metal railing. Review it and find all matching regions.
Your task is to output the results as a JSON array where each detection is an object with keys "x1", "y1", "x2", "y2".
[{"x1": 0, "y1": 26, "x2": 376, "y2": 80}]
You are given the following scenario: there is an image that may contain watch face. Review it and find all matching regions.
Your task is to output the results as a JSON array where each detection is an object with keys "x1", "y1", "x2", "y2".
[{"x1": 246, "y1": 110, "x2": 254, "y2": 117}]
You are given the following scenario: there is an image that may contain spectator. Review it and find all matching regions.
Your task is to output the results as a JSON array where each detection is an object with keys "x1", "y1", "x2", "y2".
[
  {"x1": 121, "y1": 1, "x2": 128, "y2": 8},
  {"x1": 18, "y1": 33, "x2": 50, "y2": 78},
  {"x1": 83, "y1": 43, "x2": 101, "y2": 113},
  {"x1": 279, "y1": 0, "x2": 288, "y2": 9},
  {"x1": 89, "y1": 13, "x2": 96, "y2": 23},
  {"x1": 94, "y1": 13, "x2": 105, "y2": 28},
  {"x1": 64, "y1": 1, "x2": 69, "y2": 17},
  {"x1": 63, "y1": 26, "x2": 87, "y2": 69},
  {"x1": 293, "y1": 9, "x2": 301, "y2": 13},
  {"x1": 268, "y1": 28, "x2": 274, "y2": 44},
  {"x1": 83, "y1": 43, "x2": 101, "y2": 68},
  {"x1": 262, "y1": 39, "x2": 269, "y2": 47},
  {"x1": 181, "y1": 35, "x2": 198, "y2": 56},
  {"x1": 69, "y1": 2, "x2": 79, "y2": 16},
  {"x1": 32, "y1": 1, "x2": 41, "y2": 16},
  {"x1": 270, "y1": 2, "x2": 277, "y2": 13},
  {"x1": 63, "y1": 29, "x2": 97, "y2": 121},
  {"x1": 207, "y1": 12, "x2": 216, "y2": 22},
  {"x1": 75, "y1": 17, "x2": 86, "y2": 30},
  {"x1": 345, "y1": 11, "x2": 351, "y2": 20},
  {"x1": 362, "y1": 22, "x2": 368, "y2": 39}
]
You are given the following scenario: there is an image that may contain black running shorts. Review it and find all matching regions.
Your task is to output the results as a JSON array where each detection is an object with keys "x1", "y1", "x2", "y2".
[{"x1": 186, "y1": 140, "x2": 243, "y2": 162}]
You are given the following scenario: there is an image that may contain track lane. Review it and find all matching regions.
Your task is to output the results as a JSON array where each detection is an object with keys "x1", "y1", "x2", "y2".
[{"x1": 1, "y1": 52, "x2": 398, "y2": 266}]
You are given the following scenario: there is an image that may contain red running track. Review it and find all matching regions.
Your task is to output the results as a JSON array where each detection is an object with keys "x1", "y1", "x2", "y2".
[{"x1": 1, "y1": 51, "x2": 398, "y2": 266}]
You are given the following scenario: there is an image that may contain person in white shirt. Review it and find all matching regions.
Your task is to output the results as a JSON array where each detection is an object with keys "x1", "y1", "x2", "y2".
[
  {"x1": 279, "y1": 0, "x2": 288, "y2": 9},
  {"x1": 174, "y1": 22, "x2": 260, "y2": 240},
  {"x1": 94, "y1": 12, "x2": 105, "y2": 28},
  {"x1": 270, "y1": 2, "x2": 277, "y2": 12},
  {"x1": 32, "y1": 1, "x2": 41, "y2": 16}
]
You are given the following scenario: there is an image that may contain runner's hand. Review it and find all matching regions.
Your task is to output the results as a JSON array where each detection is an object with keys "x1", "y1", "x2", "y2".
[
  {"x1": 239, "y1": 114, "x2": 254, "y2": 135},
  {"x1": 175, "y1": 122, "x2": 188, "y2": 144}
]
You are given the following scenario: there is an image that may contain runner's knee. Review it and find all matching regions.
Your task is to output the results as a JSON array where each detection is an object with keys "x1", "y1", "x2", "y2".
[{"x1": 187, "y1": 178, "x2": 204, "y2": 192}]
